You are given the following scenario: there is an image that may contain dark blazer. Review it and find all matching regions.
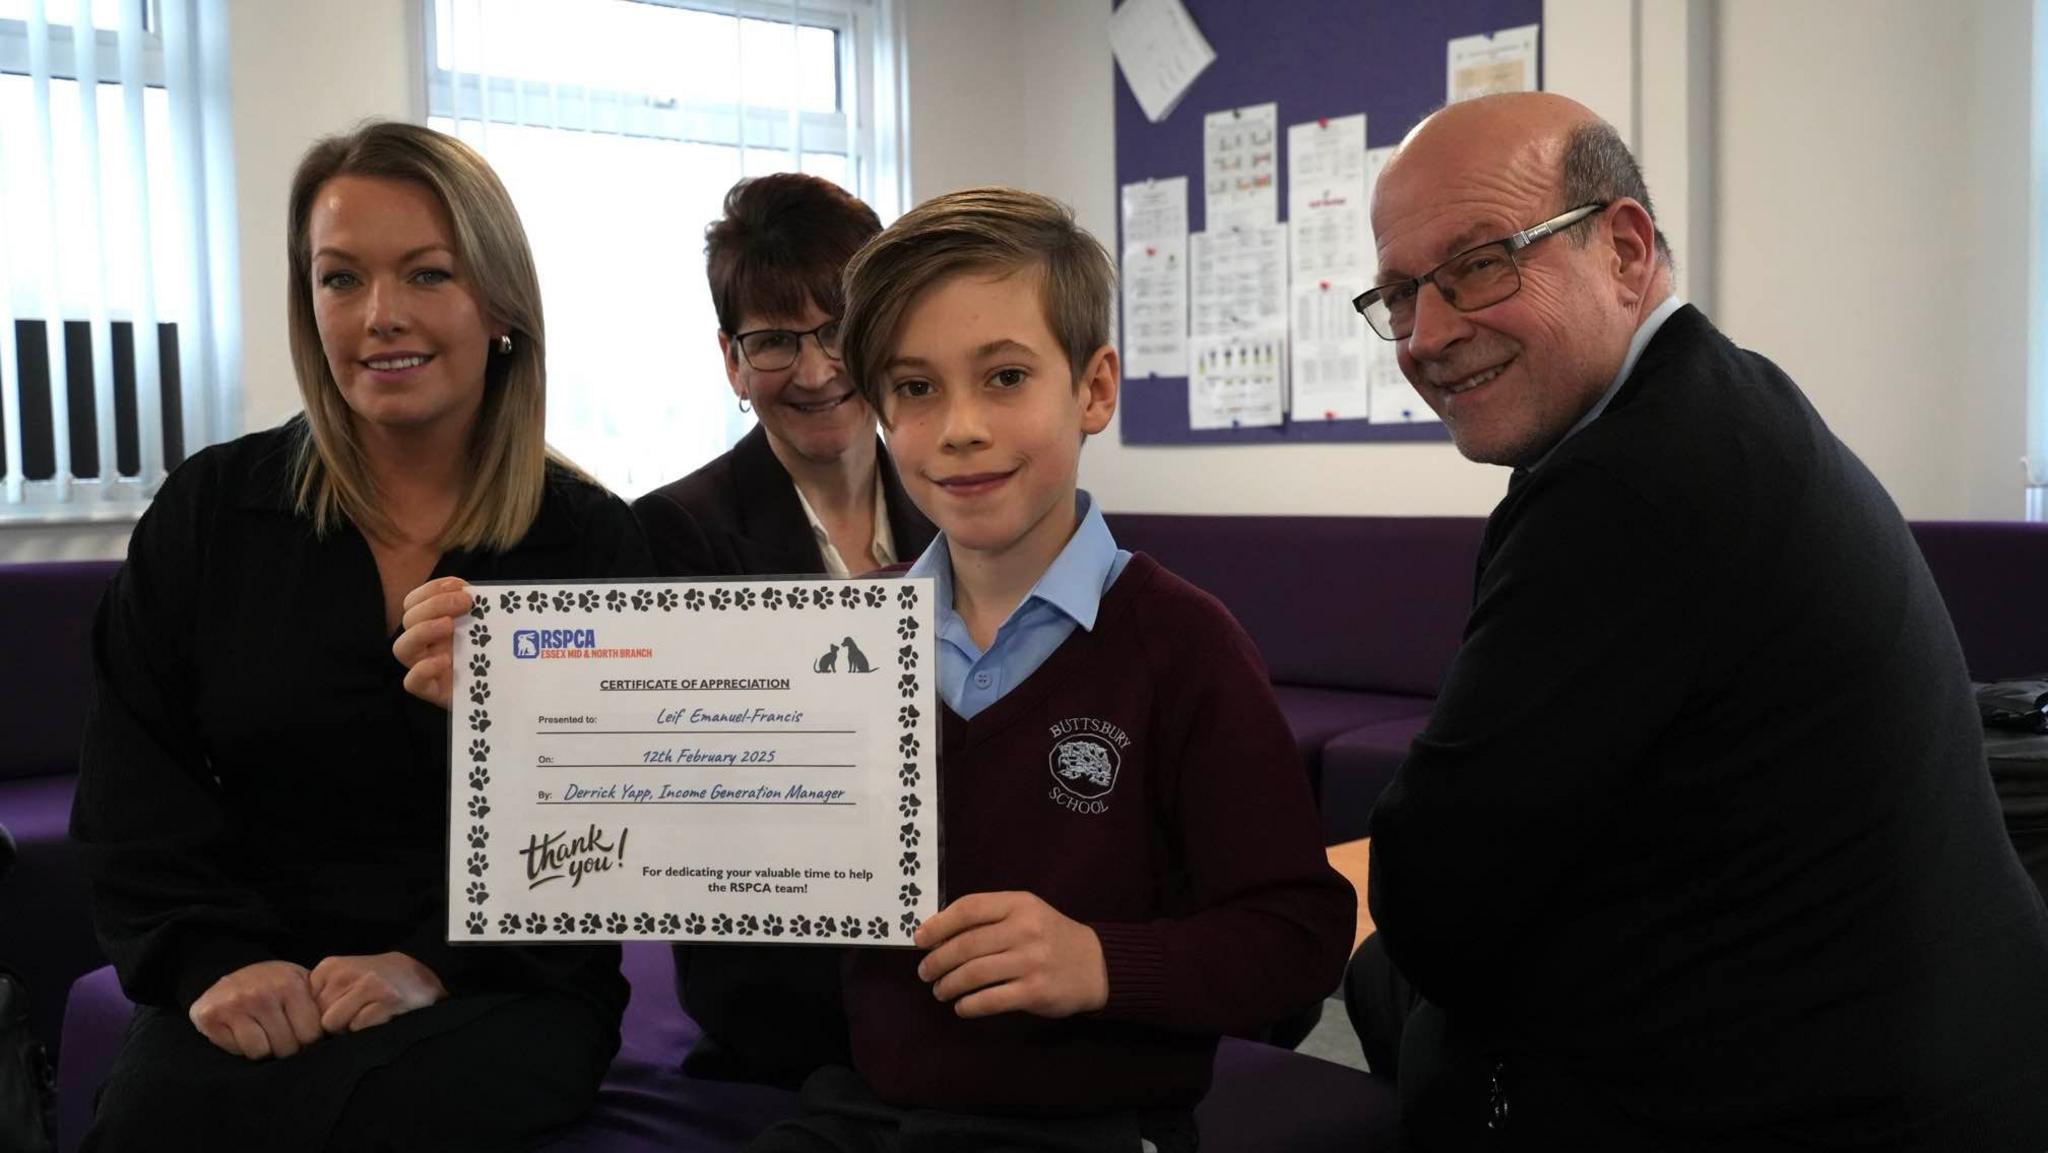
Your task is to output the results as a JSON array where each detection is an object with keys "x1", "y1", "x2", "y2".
[
  {"x1": 631, "y1": 424, "x2": 936, "y2": 580},
  {"x1": 1368, "y1": 306, "x2": 2048, "y2": 1150},
  {"x1": 629, "y1": 425, "x2": 936, "y2": 1087}
]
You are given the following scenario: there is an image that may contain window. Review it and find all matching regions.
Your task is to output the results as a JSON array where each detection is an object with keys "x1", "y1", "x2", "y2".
[
  {"x1": 426, "y1": 0, "x2": 905, "y2": 499},
  {"x1": 0, "y1": 0, "x2": 238, "y2": 522}
]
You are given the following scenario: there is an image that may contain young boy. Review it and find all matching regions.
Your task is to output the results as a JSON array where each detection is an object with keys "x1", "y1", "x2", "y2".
[{"x1": 745, "y1": 188, "x2": 1355, "y2": 1152}]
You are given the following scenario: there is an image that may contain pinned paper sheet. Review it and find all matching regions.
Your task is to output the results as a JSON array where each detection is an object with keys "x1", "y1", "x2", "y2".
[
  {"x1": 1110, "y1": 0, "x2": 1216, "y2": 124},
  {"x1": 1448, "y1": 24, "x2": 1539, "y2": 104},
  {"x1": 1120, "y1": 177, "x2": 1189, "y2": 380},
  {"x1": 1287, "y1": 113, "x2": 1370, "y2": 284},
  {"x1": 1364, "y1": 338, "x2": 1434, "y2": 425},
  {"x1": 1190, "y1": 223, "x2": 1287, "y2": 339},
  {"x1": 1287, "y1": 114, "x2": 1372, "y2": 421},
  {"x1": 1360, "y1": 144, "x2": 1438, "y2": 426},
  {"x1": 1189, "y1": 332, "x2": 1287, "y2": 431},
  {"x1": 1204, "y1": 102, "x2": 1279, "y2": 232},
  {"x1": 1291, "y1": 282, "x2": 1371, "y2": 422}
]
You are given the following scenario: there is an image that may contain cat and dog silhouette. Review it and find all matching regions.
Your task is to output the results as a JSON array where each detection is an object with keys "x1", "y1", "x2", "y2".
[{"x1": 812, "y1": 636, "x2": 872, "y2": 674}]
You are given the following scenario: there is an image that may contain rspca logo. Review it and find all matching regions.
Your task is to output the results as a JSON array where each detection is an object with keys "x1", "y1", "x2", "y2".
[
  {"x1": 513, "y1": 627, "x2": 597, "y2": 659},
  {"x1": 1046, "y1": 716, "x2": 1131, "y2": 815}
]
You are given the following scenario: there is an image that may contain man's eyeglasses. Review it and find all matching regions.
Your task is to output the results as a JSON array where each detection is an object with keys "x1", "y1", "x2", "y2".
[
  {"x1": 1352, "y1": 203, "x2": 1607, "y2": 341},
  {"x1": 731, "y1": 320, "x2": 842, "y2": 371}
]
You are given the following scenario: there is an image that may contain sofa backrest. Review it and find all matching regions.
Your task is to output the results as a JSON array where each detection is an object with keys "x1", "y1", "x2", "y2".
[
  {"x1": 0, "y1": 560, "x2": 120, "y2": 783},
  {"x1": 1107, "y1": 515, "x2": 1481, "y2": 697},
  {"x1": 1, "y1": 520, "x2": 2038, "y2": 783},
  {"x1": 1108, "y1": 515, "x2": 2048, "y2": 695},
  {"x1": 1910, "y1": 521, "x2": 2048, "y2": 681}
]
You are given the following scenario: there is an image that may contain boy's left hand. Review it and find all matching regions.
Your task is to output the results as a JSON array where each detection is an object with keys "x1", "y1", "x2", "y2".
[{"x1": 914, "y1": 891, "x2": 1108, "y2": 1018}]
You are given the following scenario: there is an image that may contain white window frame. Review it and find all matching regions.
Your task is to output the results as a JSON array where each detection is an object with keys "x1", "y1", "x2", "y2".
[
  {"x1": 0, "y1": 0, "x2": 240, "y2": 525},
  {"x1": 0, "y1": 1, "x2": 164, "y2": 83},
  {"x1": 415, "y1": 0, "x2": 907, "y2": 497},
  {"x1": 421, "y1": 0, "x2": 901, "y2": 216}
]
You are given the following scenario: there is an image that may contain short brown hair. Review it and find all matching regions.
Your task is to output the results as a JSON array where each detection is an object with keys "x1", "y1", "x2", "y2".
[
  {"x1": 705, "y1": 173, "x2": 881, "y2": 334},
  {"x1": 839, "y1": 187, "x2": 1114, "y2": 420},
  {"x1": 286, "y1": 120, "x2": 551, "y2": 553}
]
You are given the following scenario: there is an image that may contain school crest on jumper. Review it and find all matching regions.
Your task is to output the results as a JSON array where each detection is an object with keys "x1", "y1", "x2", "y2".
[{"x1": 1046, "y1": 717, "x2": 1132, "y2": 815}]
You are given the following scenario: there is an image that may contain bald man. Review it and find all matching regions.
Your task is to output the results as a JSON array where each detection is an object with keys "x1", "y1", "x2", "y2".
[{"x1": 1353, "y1": 93, "x2": 2048, "y2": 1149}]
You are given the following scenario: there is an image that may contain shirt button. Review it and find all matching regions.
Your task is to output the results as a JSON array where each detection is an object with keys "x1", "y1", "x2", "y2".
[{"x1": 973, "y1": 671, "x2": 993, "y2": 689}]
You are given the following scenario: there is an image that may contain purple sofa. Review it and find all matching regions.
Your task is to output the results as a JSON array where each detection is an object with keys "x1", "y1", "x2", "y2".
[
  {"x1": 1107, "y1": 515, "x2": 2048, "y2": 843},
  {"x1": 57, "y1": 942, "x2": 1400, "y2": 1151},
  {"x1": 0, "y1": 560, "x2": 120, "y2": 1056},
  {"x1": 24, "y1": 548, "x2": 1396, "y2": 1150},
  {"x1": 1106, "y1": 516, "x2": 1474, "y2": 843},
  {"x1": 26, "y1": 515, "x2": 2048, "y2": 1147}
]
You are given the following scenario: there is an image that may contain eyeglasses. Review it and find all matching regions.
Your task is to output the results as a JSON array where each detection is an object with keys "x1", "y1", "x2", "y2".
[
  {"x1": 1352, "y1": 203, "x2": 1607, "y2": 340},
  {"x1": 730, "y1": 319, "x2": 842, "y2": 371}
]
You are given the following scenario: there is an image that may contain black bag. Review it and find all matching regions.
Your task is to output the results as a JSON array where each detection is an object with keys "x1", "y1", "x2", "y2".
[
  {"x1": 0, "y1": 965, "x2": 55, "y2": 1153},
  {"x1": 1978, "y1": 680, "x2": 2048, "y2": 900},
  {"x1": 1978, "y1": 679, "x2": 2048, "y2": 734}
]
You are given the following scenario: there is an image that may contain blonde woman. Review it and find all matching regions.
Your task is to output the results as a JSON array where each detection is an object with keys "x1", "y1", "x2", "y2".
[{"x1": 72, "y1": 121, "x2": 648, "y2": 1151}]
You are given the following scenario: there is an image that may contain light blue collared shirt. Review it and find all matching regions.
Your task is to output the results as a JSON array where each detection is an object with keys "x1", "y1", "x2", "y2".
[
  {"x1": 1528, "y1": 293, "x2": 1686, "y2": 472},
  {"x1": 906, "y1": 490, "x2": 1132, "y2": 719}
]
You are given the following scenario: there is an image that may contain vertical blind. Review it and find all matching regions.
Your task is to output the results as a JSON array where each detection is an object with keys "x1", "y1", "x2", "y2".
[
  {"x1": 425, "y1": 0, "x2": 901, "y2": 499},
  {"x1": 0, "y1": 0, "x2": 236, "y2": 522}
]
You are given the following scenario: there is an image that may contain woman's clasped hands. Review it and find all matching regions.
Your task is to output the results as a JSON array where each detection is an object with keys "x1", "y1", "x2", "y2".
[{"x1": 187, "y1": 952, "x2": 448, "y2": 1060}]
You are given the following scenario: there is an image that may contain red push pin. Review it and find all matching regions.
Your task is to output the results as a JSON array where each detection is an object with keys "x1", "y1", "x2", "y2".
[
  {"x1": 1318, "y1": 116, "x2": 1329, "y2": 128},
  {"x1": 1146, "y1": 246, "x2": 1156, "y2": 257},
  {"x1": 1324, "y1": 410, "x2": 1336, "y2": 420},
  {"x1": 1319, "y1": 280, "x2": 1330, "y2": 291}
]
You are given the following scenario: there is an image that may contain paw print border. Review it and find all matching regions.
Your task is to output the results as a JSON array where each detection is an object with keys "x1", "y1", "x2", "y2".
[{"x1": 454, "y1": 576, "x2": 937, "y2": 944}]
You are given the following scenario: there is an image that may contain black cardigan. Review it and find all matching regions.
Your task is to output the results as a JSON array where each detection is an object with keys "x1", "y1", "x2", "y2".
[
  {"x1": 72, "y1": 421, "x2": 646, "y2": 1013},
  {"x1": 631, "y1": 424, "x2": 936, "y2": 580}
]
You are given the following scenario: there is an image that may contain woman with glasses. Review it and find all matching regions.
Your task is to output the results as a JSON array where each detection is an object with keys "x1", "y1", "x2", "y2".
[
  {"x1": 632, "y1": 173, "x2": 936, "y2": 582},
  {"x1": 631, "y1": 173, "x2": 935, "y2": 1090}
]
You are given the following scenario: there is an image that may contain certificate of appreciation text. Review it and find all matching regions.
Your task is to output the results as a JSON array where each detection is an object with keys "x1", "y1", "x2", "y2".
[{"x1": 446, "y1": 578, "x2": 940, "y2": 948}]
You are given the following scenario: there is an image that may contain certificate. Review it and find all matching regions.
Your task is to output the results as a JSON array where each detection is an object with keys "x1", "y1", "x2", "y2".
[{"x1": 446, "y1": 577, "x2": 940, "y2": 948}]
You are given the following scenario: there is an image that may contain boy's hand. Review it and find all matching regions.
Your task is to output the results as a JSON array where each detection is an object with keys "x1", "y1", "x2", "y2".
[
  {"x1": 309, "y1": 951, "x2": 448, "y2": 1034},
  {"x1": 913, "y1": 891, "x2": 1108, "y2": 1019},
  {"x1": 392, "y1": 577, "x2": 473, "y2": 710},
  {"x1": 188, "y1": 960, "x2": 325, "y2": 1060}
]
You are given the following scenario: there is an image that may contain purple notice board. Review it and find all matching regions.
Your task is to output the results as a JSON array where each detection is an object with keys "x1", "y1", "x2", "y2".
[{"x1": 1115, "y1": 0, "x2": 1543, "y2": 445}]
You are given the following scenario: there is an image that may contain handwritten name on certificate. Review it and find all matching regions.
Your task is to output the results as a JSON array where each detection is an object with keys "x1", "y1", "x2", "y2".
[{"x1": 446, "y1": 579, "x2": 939, "y2": 948}]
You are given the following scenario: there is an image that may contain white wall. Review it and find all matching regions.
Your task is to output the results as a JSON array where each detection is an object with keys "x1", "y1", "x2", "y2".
[
  {"x1": 12, "y1": 0, "x2": 2026, "y2": 565},
  {"x1": 1716, "y1": 0, "x2": 2030, "y2": 520},
  {"x1": 906, "y1": 0, "x2": 2035, "y2": 521},
  {"x1": 228, "y1": 0, "x2": 422, "y2": 433}
]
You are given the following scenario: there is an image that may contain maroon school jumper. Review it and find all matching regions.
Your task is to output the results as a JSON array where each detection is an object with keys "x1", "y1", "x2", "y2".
[{"x1": 845, "y1": 553, "x2": 1355, "y2": 1116}]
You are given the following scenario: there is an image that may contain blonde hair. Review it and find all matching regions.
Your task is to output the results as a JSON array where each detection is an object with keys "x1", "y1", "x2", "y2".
[
  {"x1": 286, "y1": 120, "x2": 554, "y2": 552},
  {"x1": 839, "y1": 187, "x2": 1114, "y2": 423}
]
